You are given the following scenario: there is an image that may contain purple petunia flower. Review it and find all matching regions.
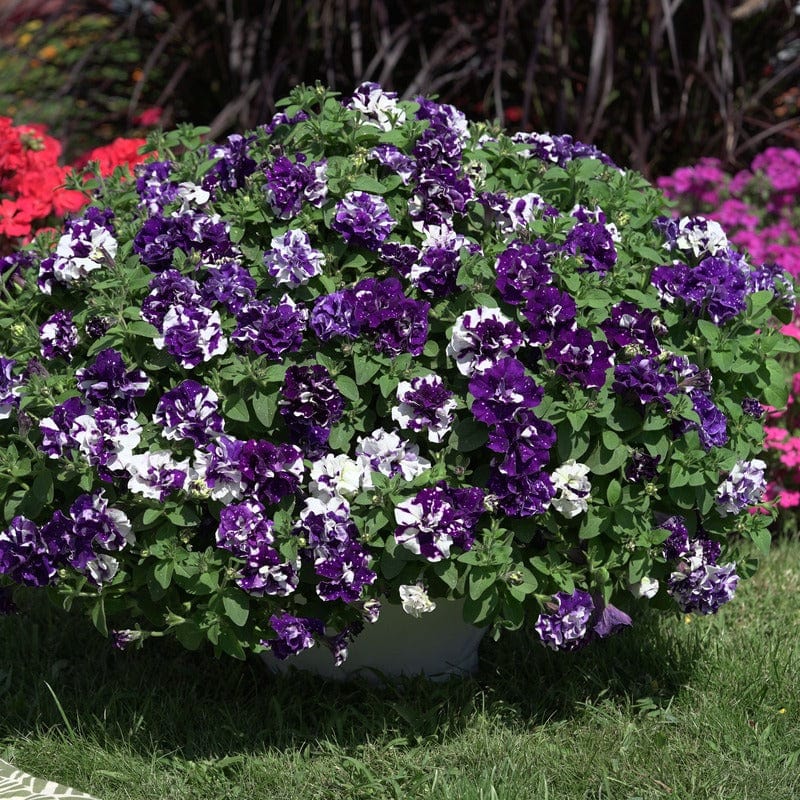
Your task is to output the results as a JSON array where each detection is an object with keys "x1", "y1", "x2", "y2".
[
  {"x1": 0, "y1": 516, "x2": 58, "y2": 587},
  {"x1": 140, "y1": 269, "x2": 202, "y2": 329},
  {"x1": 264, "y1": 228, "x2": 325, "y2": 286},
  {"x1": 469, "y1": 356, "x2": 543, "y2": 425},
  {"x1": 125, "y1": 450, "x2": 189, "y2": 501},
  {"x1": 447, "y1": 307, "x2": 523, "y2": 376},
  {"x1": 392, "y1": 374, "x2": 456, "y2": 443},
  {"x1": 394, "y1": 483, "x2": 483, "y2": 561},
  {"x1": 348, "y1": 82, "x2": 406, "y2": 130},
  {"x1": 521, "y1": 286, "x2": 578, "y2": 346},
  {"x1": 494, "y1": 240, "x2": 555, "y2": 305},
  {"x1": 263, "y1": 612, "x2": 324, "y2": 660},
  {"x1": 487, "y1": 470, "x2": 555, "y2": 517},
  {"x1": 279, "y1": 365, "x2": 345, "y2": 458},
  {"x1": 71, "y1": 405, "x2": 142, "y2": 481},
  {"x1": 309, "y1": 288, "x2": 362, "y2": 341},
  {"x1": 600, "y1": 302, "x2": 663, "y2": 356},
  {"x1": 232, "y1": 295, "x2": 307, "y2": 360},
  {"x1": 715, "y1": 459, "x2": 767, "y2": 515},
  {"x1": 535, "y1": 589, "x2": 595, "y2": 651},
  {"x1": 154, "y1": 305, "x2": 228, "y2": 369},
  {"x1": 612, "y1": 356, "x2": 677, "y2": 407},
  {"x1": 0, "y1": 357, "x2": 23, "y2": 419},
  {"x1": 487, "y1": 408, "x2": 557, "y2": 476},
  {"x1": 565, "y1": 221, "x2": 617, "y2": 274},
  {"x1": 264, "y1": 154, "x2": 328, "y2": 219},
  {"x1": 546, "y1": 328, "x2": 613, "y2": 389},
  {"x1": 203, "y1": 133, "x2": 257, "y2": 194},
  {"x1": 238, "y1": 440, "x2": 304, "y2": 505},
  {"x1": 39, "y1": 396, "x2": 89, "y2": 458},
  {"x1": 76, "y1": 348, "x2": 149, "y2": 413},
  {"x1": 154, "y1": 380, "x2": 224, "y2": 446},
  {"x1": 331, "y1": 191, "x2": 396, "y2": 250},
  {"x1": 192, "y1": 435, "x2": 245, "y2": 504},
  {"x1": 39, "y1": 310, "x2": 79, "y2": 361},
  {"x1": 201, "y1": 262, "x2": 257, "y2": 314}
]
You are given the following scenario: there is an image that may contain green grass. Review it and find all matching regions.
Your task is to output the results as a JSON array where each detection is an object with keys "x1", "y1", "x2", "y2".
[{"x1": 2, "y1": 538, "x2": 800, "y2": 800}]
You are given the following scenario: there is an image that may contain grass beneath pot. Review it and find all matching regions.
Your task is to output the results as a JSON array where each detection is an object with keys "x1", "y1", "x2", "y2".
[{"x1": 2, "y1": 537, "x2": 800, "y2": 800}]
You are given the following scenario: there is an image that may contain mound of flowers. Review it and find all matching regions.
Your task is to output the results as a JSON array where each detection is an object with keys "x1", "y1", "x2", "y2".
[{"x1": 0, "y1": 83, "x2": 794, "y2": 664}]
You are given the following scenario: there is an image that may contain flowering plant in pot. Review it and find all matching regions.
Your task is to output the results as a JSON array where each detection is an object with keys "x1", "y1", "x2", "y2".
[{"x1": 0, "y1": 83, "x2": 795, "y2": 671}]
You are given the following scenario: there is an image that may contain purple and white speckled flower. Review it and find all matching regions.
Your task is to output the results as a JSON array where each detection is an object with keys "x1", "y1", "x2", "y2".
[
  {"x1": 535, "y1": 589, "x2": 594, "y2": 651},
  {"x1": 154, "y1": 305, "x2": 228, "y2": 368},
  {"x1": 550, "y1": 460, "x2": 592, "y2": 518},
  {"x1": 192, "y1": 436, "x2": 245, "y2": 504},
  {"x1": 154, "y1": 380, "x2": 224, "y2": 446},
  {"x1": 232, "y1": 295, "x2": 307, "y2": 360},
  {"x1": 355, "y1": 428, "x2": 431, "y2": 482},
  {"x1": 715, "y1": 459, "x2": 767, "y2": 515},
  {"x1": 264, "y1": 154, "x2": 328, "y2": 219},
  {"x1": 469, "y1": 357, "x2": 543, "y2": 425},
  {"x1": 446, "y1": 307, "x2": 523, "y2": 376},
  {"x1": 0, "y1": 516, "x2": 58, "y2": 588},
  {"x1": 264, "y1": 229, "x2": 325, "y2": 286},
  {"x1": 39, "y1": 310, "x2": 79, "y2": 361},
  {"x1": 76, "y1": 348, "x2": 150, "y2": 413},
  {"x1": 0, "y1": 358, "x2": 23, "y2": 419},
  {"x1": 331, "y1": 191, "x2": 396, "y2": 250},
  {"x1": 125, "y1": 450, "x2": 189, "y2": 501},
  {"x1": 348, "y1": 82, "x2": 406, "y2": 130},
  {"x1": 394, "y1": 483, "x2": 483, "y2": 561},
  {"x1": 392, "y1": 374, "x2": 456, "y2": 443},
  {"x1": 263, "y1": 613, "x2": 323, "y2": 659},
  {"x1": 71, "y1": 406, "x2": 142, "y2": 480}
]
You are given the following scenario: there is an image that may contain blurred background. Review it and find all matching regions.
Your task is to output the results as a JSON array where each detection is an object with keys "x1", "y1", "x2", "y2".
[{"x1": 0, "y1": 0, "x2": 797, "y2": 177}]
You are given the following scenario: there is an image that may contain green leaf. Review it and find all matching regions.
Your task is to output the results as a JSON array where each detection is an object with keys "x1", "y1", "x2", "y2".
[
  {"x1": 91, "y1": 597, "x2": 108, "y2": 637},
  {"x1": 335, "y1": 374, "x2": 361, "y2": 402},
  {"x1": 750, "y1": 526, "x2": 771, "y2": 556},
  {"x1": 350, "y1": 175, "x2": 387, "y2": 194},
  {"x1": 252, "y1": 392, "x2": 278, "y2": 429},
  {"x1": 468, "y1": 568, "x2": 495, "y2": 600},
  {"x1": 606, "y1": 479, "x2": 621, "y2": 506},
  {"x1": 450, "y1": 418, "x2": 488, "y2": 452},
  {"x1": 153, "y1": 560, "x2": 174, "y2": 590},
  {"x1": 222, "y1": 589, "x2": 250, "y2": 627},
  {"x1": 126, "y1": 320, "x2": 159, "y2": 338},
  {"x1": 223, "y1": 395, "x2": 250, "y2": 423},
  {"x1": 353, "y1": 354, "x2": 383, "y2": 385},
  {"x1": 217, "y1": 626, "x2": 246, "y2": 660}
]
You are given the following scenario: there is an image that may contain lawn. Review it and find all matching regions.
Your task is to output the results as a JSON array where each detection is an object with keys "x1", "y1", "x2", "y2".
[{"x1": 2, "y1": 536, "x2": 800, "y2": 800}]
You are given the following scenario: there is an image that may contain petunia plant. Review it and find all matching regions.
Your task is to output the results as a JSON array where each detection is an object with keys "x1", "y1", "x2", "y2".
[{"x1": 0, "y1": 82, "x2": 795, "y2": 663}]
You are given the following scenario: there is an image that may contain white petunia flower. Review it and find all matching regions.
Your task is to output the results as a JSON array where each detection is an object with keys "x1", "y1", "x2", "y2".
[
  {"x1": 399, "y1": 584, "x2": 437, "y2": 617},
  {"x1": 550, "y1": 460, "x2": 591, "y2": 518}
]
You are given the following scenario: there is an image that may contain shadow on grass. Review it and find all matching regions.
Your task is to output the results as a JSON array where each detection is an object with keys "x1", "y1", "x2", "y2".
[{"x1": 0, "y1": 589, "x2": 702, "y2": 759}]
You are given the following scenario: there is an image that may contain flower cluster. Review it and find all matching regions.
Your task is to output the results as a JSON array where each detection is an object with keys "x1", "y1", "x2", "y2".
[
  {"x1": 0, "y1": 116, "x2": 148, "y2": 252},
  {"x1": 0, "y1": 83, "x2": 789, "y2": 665}
]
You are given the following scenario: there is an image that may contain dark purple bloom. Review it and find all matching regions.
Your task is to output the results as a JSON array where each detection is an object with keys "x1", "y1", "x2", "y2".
[
  {"x1": 612, "y1": 356, "x2": 677, "y2": 407},
  {"x1": 263, "y1": 613, "x2": 324, "y2": 660},
  {"x1": 0, "y1": 357, "x2": 23, "y2": 419},
  {"x1": 0, "y1": 516, "x2": 58, "y2": 588},
  {"x1": 264, "y1": 154, "x2": 327, "y2": 219},
  {"x1": 565, "y1": 222, "x2": 617, "y2": 274},
  {"x1": 155, "y1": 305, "x2": 228, "y2": 369},
  {"x1": 203, "y1": 133, "x2": 257, "y2": 194},
  {"x1": 741, "y1": 398, "x2": 764, "y2": 418},
  {"x1": 409, "y1": 164, "x2": 473, "y2": 227},
  {"x1": 140, "y1": 269, "x2": 202, "y2": 328},
  {"x1": 392, "y1": 374, "x2": 456, "y2": 443},
  {"x1": 748, "y1": 261, "x2": 796, "y2": 311},
  {"x1": 70, "y1": 492, "x2": 133, "y2": 553},
  {"x1": 85, "y1": 316, "x2": 113, "y2": 339},
  {"x1": 193, "y1": 435, "x2": 245, "y2": 504},
  {"x1": 369, "y1": 145, "x2": 415, "y2": 183},
  {"x1": 39, "y1": 396, "x2": 89, "y2": 458},
  {"x1": 668, "y1": 563, "x2": 739, "y2": 614},
  {"x1": 447, "y1": 307, "x2": 523, "y2": 377},
  {"x1": 592, "y1": 603, "x2": 633, "y2": 638},
  {"x1": 546, "y1": 328, "x2": 613, "y2": 389},
  {"x1": 378, "y1": 242, "x2": 420, "y2": 278},
  {"x1": 331, "y1": 191, "x2": 396, "y2": 250},
  {"x1": 673, "y1": 390, "x2": 728, "y2": 450},
  {"x1": 625, "y1": 451, "x2": 661, "y2": 483},
  {"x1": 410, "y1": 245, "x2": 460, "y2": 297},
  {"x1": 600, "y1": 302, "x2": 663, "y2": 355},
  {"x1": 511, "y1": 131, "x2": 618, "y2": 168},
  {"x1": 71, "y1": 405, "x2": 142, "y2": 481},
  {"x1": 135, "y1": 160, "x2": 178, "y2": 214},
  {"x1": 76, "y1": 348, "x2": 149, "y2": 413},
  {"x1": 495, "y1": 240, "x2": 555, "y2": 305},
  {"x1": 279, "y1": 365, "x2": 346, "y2": 457},
  {"x1": 314, "y1": 542, "x2": 376, "y2": 603},
  {"x1": 239, "y1": 440, "x2": 304, "y2": 505},
  {"x1": 487, "y1": 469, "x2": 555, "y2": 517},
  {"x1": 262, "y1": 109, "x2": 309, "y2": 135},
  {"x1": 535, "y1": 589, "x2": 595, "y2": 651},
  {"x1": 133, "y1": 213, "x2": 195, "y2": 272},
  {"x1": 201, "y1": 262, "x2": 257, "y2": 314},
  {"x1": 154, "y1": 380, "x2": 224, "y2": 446},
  {"x1": 39, "y1": 310, "x2": 79, "y2": 361},
  {"x1": 309, "y1": 289, "x2": 362, "y2": 341},
  {"x1": 521, "y1": 286, "x2": 577, "y2": 346},
  {"x1": 469, "y1": 357, "x2": 543, "y2": 425},
  {"x1": 487, "y1": 409, "x2": 557, "y2": 476},
  {"x1": 232, "y1": 296, "x2": 307, "y2": 360}
]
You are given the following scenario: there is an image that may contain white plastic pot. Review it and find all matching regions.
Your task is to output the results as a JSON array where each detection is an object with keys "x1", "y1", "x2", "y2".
[{"x1": 262, "y1": 599, "x2": 486, "y2": 681}]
